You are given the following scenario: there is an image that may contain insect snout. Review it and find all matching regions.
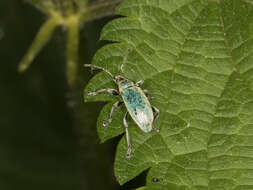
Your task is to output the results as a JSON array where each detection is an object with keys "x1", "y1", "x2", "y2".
[{"x1": 114, "y1": 75, "x2": 125, "y2": 83}]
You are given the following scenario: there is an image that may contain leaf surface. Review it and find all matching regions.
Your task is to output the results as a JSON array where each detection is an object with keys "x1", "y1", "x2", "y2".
[{"x1": 85, "y1": 0, "x2": 253, "y2": 189}]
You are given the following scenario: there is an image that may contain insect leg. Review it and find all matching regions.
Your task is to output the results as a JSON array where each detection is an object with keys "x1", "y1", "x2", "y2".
[
  {"x1": 103, "y1": 101, "x2": 123, "y2": 127},
  {"x1": 135, "y1": 80, "x2": 144, "y2": 87},
  {"x1": 120, "y1": 49, "x2": 131, "y2": 72},
  {"x1": 123, "y1": 112, "x2": 132, "y2": 158},
  {"x1": 152, "y1": 106, "x2": 160, "y2": 132},
  {"x1": 87, "y1": 88, "x2": 119, "y2": 96},
  {"x1": 143, "y1": 89, "x2": 153, "y2": 99},
  {"x1": 84, "y1": 64, "x2": 114, "y2": 78},
  {"x1": 152, "y1": 106, "x2": 160, "y2": 121}
]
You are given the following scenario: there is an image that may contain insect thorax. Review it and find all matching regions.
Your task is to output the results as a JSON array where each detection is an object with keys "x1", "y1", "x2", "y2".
[{"x1": 118, "y1": 80, "x2": 134, "y2": 92}]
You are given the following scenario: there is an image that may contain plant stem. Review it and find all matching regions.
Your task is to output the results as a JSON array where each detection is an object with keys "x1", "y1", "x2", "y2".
[
  {"x1": 18, "y1": 16, "x2": 59, "y2": 72},
  {"x1": 66, "y1": 15, "x2": 80, "y2": 86}
]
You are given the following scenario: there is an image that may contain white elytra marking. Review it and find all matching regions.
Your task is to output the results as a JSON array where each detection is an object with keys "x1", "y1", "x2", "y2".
[{"x1": 136, "y1": 108, "x2": 150, "y2": 125}]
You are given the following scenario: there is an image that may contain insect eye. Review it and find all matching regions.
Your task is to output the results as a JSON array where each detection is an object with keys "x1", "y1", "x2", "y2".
[
  {"x1": 152, "y1": 178, "x2": 160, "y2": 182},
  {"x1": 112, "y1": 91, "x2": 119, "y2": 96},
  {"x1": 115, "y1": 77, "x2": 124, "y2": 83}
]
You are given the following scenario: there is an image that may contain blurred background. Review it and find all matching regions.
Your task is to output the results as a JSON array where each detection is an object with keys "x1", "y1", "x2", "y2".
[{"x1": 0, "y1": 0, "x2": 146, "y2": 190}]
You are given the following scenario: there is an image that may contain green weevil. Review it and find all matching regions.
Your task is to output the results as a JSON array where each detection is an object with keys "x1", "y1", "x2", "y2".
[{"x1": 84, "y1": 51, "x2": 159, "y2": 158}]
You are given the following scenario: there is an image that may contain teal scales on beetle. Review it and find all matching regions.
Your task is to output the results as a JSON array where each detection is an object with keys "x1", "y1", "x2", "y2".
[
  {"x1": 120, "y1": 81, "x2": 154, "y2": 133},
  {"x1": 84, "y1": 50, "x2": 159, "y2": 158}
]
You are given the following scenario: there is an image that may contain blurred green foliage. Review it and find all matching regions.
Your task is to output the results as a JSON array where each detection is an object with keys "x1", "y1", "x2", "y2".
[
  {"x1": 0, "y1": 0, "x2": 147, "y2": 190},
  {"x1": 18, "y1": 0, "x2": 120, "y2": 86}
]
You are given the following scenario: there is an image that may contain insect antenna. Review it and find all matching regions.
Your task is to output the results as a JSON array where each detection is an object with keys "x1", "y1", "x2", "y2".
[
  {"x1": 120, "y1": 49, "x2": 131, "y2": 73},
  {"x1": 84, "y1": 64, "x2": 114, "y2": 78}
]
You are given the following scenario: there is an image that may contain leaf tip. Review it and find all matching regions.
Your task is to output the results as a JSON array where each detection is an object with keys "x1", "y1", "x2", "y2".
[{"x1": 18, "y1": 62, "x2": 29, "y2": 72}]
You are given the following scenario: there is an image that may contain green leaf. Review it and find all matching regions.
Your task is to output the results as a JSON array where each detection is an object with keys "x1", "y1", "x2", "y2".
[
  {"x1": 84, "y1": 0, "x2": 253, "y2": 189},
  {"x1": 135, "y1": 187, "x2": 147, "y2": 190}
]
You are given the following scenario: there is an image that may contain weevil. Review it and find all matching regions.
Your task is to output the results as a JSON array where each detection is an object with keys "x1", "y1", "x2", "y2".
[{"x1": 84, "y1": 51, "x2": 159, "y2": 158}]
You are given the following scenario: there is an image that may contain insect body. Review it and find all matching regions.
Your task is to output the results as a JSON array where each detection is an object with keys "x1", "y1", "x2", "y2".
[
  {"x1": 84, "y1": 52, "x2": 159, "y2": 158},
  {"x1": 119, "y1": 79, "x2": 154, "y2": 133}
]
